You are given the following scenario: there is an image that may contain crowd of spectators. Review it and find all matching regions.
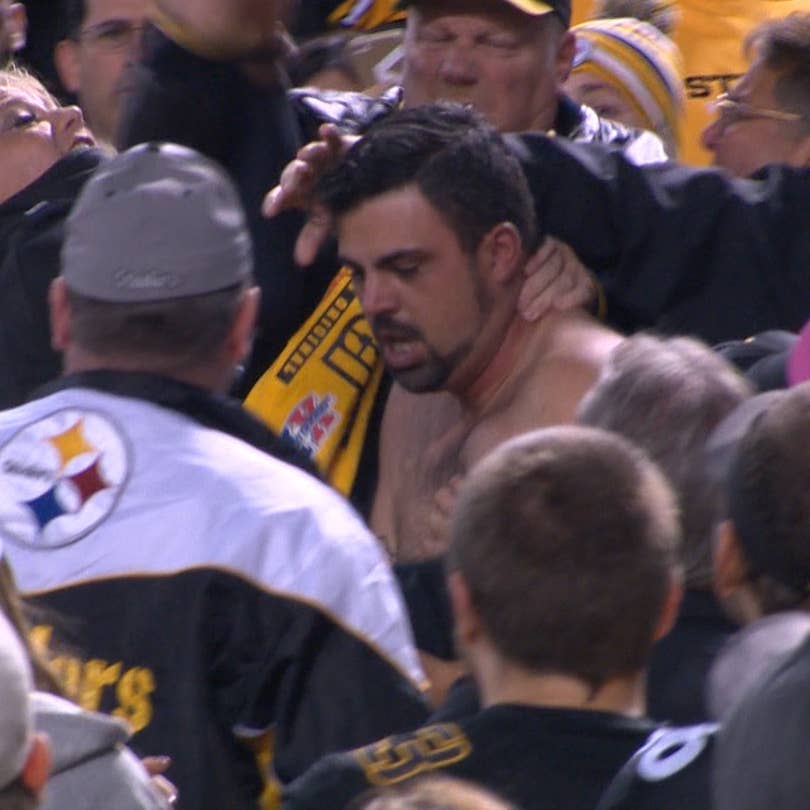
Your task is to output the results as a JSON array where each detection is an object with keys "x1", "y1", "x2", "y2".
[{"x1": 3, "y1": 0, "x2": 810, "y2": 808}]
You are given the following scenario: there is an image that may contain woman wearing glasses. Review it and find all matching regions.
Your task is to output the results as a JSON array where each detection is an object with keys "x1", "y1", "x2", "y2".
[{"x1": 701, "y1": 14, "x2": 810, "y2": 179}]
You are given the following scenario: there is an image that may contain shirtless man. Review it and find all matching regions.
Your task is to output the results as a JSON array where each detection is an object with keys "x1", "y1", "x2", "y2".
[{"x1": 318, "y1": 103, "x2": 622, "y2": 558}]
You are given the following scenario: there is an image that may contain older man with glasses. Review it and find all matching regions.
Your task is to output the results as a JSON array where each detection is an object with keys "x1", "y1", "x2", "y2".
[
  {"x1": 54, "y1": 0, "x2": 146, "y2": 145},
  {"x1": 702, "y1": 13, "x2": 810, "y2": 178}
]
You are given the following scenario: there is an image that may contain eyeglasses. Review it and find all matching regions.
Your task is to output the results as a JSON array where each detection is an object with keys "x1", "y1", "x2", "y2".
[
  {"x1": 712, "y1": 92, "x2": 805, "y2": 131},
  {"x1": 77, "y1": 19, "x2": 145, "y2": 51}
]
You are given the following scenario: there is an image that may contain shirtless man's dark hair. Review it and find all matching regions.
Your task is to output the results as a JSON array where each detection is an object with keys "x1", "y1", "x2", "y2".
[
  {"x1": 321, "y1": 102, "x2": 621, "y2": 560},
  {"x1": 319, "y1": 104, "x2": 539, "y2": 255}
]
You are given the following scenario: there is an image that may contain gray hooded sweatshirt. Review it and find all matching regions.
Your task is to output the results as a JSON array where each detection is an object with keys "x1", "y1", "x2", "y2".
[{"x1": 33, "y1": 692, "x2": 169, "y2": 809}]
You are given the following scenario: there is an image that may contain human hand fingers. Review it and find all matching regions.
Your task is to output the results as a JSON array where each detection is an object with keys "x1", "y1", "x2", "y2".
[
  {"x1": 518, "y1": 237, "x2": 566, "y2": 321},
  {"x1": 294, "y1": 205, "x2": 334, "y2": 267},
  {"x1": 262, "y1": 158, "x2": 317, "y2": 218},
  {"x1": 543, "y1": 239, "x2": 598, "y2": 313},
  {"x1": 262, "y1": 126, "x2": 355, "y2": 218},
  {"x1": 142, "y1": 756, "x2": 171, "y2": 776},
  {"x1": 141, "y1": 756, "x2": 179, "y2": 805},
  {"x1": 152, "y1": 775, "x2": 179, "y2": 806},
  {"x1": 523, "y1": 236, "x2": 558, "y2": 276}
]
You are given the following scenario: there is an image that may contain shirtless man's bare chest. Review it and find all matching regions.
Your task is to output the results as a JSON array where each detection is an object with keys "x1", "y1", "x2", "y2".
[{"x1": 371, "y1": 312, "x2": 623, "y2": 560}]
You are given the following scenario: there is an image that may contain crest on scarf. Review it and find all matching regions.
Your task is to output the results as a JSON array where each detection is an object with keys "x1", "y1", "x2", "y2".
[{"x1": 281, "y1": 394, "x2": 341, "y2": 458}]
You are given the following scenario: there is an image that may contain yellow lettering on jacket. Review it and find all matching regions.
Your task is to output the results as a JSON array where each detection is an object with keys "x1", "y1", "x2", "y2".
[{"x1": 29, "y1": 625, "x2": 156, "y2": 733}]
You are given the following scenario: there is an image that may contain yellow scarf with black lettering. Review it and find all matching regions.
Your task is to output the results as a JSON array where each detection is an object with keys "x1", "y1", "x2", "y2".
[{"x1": 245, "y1": 269, "x2": 383, "y2": 496}]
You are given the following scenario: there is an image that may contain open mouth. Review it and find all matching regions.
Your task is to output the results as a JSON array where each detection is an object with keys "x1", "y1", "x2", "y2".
[
  {"x1": 373, "y1": 317, "x2": 426, "y2": 370},
  {"x1": 72, "y1": 135, "x2": 96, "y2": 150},
  {"x1": 377, "y1": 334, "x2": 425, "y2": 371}
]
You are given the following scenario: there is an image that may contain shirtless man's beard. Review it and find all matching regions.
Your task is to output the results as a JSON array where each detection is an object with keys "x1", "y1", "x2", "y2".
[
  {"x1": 371, "y1": 313, "x2": 477, "y2": 393},
  {"x1": 370, "y1": 261, "x2": 492, "y2": 394}
]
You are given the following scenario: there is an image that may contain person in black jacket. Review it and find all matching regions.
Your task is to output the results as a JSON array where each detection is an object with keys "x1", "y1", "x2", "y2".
[
  {"x1": 0, "y1": 66, "x2": 104, "y2": 410},
  {"x1": 1, "y1": 141, "x2": 429, "y2": 810}
]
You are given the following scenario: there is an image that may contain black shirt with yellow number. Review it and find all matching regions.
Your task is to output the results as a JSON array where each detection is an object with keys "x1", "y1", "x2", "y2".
[{"x1": 283, "y1": 704, "x2": 714, "y2": 810}]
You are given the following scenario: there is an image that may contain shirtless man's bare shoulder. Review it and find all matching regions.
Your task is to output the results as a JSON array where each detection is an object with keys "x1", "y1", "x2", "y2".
[{"x1": 372, "y1": 311, "x2": 623, "y2": 560}]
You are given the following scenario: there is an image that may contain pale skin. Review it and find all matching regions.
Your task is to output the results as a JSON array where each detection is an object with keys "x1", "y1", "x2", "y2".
[
  {"x1": 701, "y1": 58, "x2": 810, "y2": 178},
  {"x1": 0, "y1": 78, "x2": 95, "y2": 205},
  {"x1": 400, "y1": 0, "x2": 575, "y2": 135},
  {"x1": 371, "y1": 313, "x2": 622, "y2": 559},
  {"x1": 564, "y1": 71, "x2": 648, "y2": 130},
  {"x1": 264, "y1": 126, "x2": 598, "y2": 565},
  {"x1": 338, "y1": 186, "x2": 621, "y2": 561},
  {"x1": 264, "y1": 128, "x2": 597, "y2": 555}
]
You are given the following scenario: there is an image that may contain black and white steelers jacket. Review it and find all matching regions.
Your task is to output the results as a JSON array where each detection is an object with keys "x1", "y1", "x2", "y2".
[{"x1": 0, "y1": 373, "x2": 428, "y2": 810}]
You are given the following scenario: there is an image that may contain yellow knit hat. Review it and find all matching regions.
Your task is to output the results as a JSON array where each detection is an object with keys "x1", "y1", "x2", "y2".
[{"x1": 572, "y1": 17, "x2": 684, "y2": 146}]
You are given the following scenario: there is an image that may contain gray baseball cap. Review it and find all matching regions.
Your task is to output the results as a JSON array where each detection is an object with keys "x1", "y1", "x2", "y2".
[{"x1": 62, "y1": 142, "x2": 253, "y2": 303}]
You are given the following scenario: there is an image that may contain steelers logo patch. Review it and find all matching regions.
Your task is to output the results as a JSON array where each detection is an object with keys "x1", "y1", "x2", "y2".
[{"x1": 0, "y1": 409, "x2": 129, "y2": 549}]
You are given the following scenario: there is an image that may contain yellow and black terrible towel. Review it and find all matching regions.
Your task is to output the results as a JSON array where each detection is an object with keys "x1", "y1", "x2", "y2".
[
  {"x1": 328, "y1": 0, "x2": 407, "y2": 30},
  {"x1": 245, "y1": 269, "x2": 383, "y2": 496}
]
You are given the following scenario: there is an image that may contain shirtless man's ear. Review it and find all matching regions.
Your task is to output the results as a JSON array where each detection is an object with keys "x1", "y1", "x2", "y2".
[{"x1": 478, "y1": 222, "x2": 524, "y2": 286}]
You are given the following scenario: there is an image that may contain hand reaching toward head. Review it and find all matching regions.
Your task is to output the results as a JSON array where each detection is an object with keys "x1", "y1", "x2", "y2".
[{"x1": 263, "y1": 124, "x2": 358, "y2": 266}]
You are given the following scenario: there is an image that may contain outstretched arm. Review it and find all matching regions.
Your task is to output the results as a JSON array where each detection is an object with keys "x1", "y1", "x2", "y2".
[
  {"x1": 149, "y1": 0, "x2": 280, "y2": 60},
  {"x1": 117, "y1": 10, "x2": 338, "y2": 383},
  {"x1": 263, "y1": 123, "x2": 357, "y2": 266},
  {"x1": 510, "y1": 133, "x2": 810, "y2": 342},
  {"x1": 263, "y1": 129, "x2": 598, "y2": 318}
]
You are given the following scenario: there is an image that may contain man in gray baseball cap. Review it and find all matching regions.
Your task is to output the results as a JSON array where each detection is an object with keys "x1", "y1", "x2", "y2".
[
  {"x1": 53, "y1": 140, "x2": 257, "y2": 392},
  {"x1": 0, "y1": 142, "x2": 428, "y2": 810}
]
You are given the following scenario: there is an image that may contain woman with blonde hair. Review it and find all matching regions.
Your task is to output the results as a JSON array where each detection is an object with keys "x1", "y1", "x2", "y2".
[{"x1": 0, "y1": 66, "x2": 103, "y2": 408}]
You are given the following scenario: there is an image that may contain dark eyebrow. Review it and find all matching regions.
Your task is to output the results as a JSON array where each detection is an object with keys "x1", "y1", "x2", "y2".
[
  {"x1": 338, "y1": 249, "x2": 433, "y2": 274},
  {"x1": 87, "y1": 17, "x2": 137, "y2": 27},
  {"x1": 375, "y1": 249, "x2": 432, "y2": 270}
]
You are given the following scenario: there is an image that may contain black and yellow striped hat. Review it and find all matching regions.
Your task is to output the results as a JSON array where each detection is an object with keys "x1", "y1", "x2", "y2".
[{"x1": 572, "y1": 17, "x2": 683, "y2": 144}]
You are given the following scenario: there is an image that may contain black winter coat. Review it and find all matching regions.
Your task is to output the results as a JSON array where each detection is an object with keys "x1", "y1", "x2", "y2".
[{"x1": 0, "y1": 148, "x2": 104, "y2": 409}]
